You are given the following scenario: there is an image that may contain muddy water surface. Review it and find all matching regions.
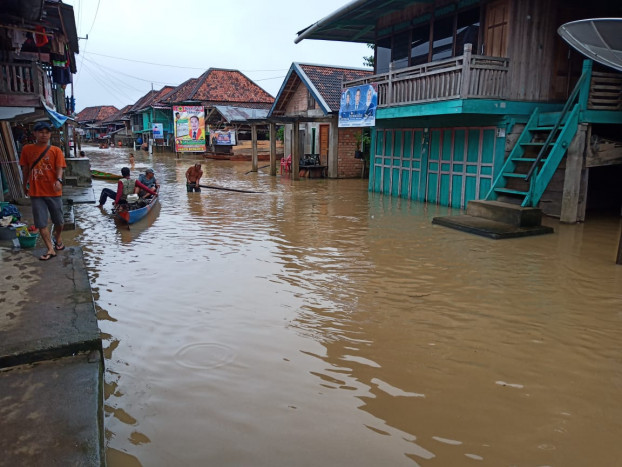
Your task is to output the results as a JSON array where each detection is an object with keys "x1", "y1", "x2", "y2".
[{"x1": 72, "y1": 146, "x2": 622, "y2": 466}]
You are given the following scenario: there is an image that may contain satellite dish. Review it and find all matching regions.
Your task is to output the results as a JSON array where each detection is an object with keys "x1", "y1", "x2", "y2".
[{"x1": 558, "y1": 18, "x2": 622, "y2": 72}]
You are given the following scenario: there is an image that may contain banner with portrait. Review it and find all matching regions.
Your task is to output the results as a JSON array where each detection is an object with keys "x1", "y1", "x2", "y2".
[
  {"x1": 152, "y1": 123, "x2": 163, "y2": 140},
  {"x1": 174, "y1": 105, "x2": 206, "y2": 152},
  {"x1": 338, "y1": 83, "x2": 378, "y2": 128},
  {"x1": 212, "y1": 130, "x2": 237, "y2": 146}
]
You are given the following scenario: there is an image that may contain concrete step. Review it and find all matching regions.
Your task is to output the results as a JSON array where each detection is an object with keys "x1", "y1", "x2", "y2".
[
  {"x1": 432, "y1": 214, "x2": 554, "y2": 239},
  {"x1": 467, "y1": 200, "x2": 543, "y2": 227},
  {"x1": 62, "y1": 203, "x2": 75, "y2": 231}
]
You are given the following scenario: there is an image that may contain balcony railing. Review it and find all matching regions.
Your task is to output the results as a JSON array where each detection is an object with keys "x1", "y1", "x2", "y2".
[
  {"x1": 345, "y1": 44, "x2": 510, "y2": 107},
  {"x1": 0, "y1": 61, "x2": 57, "y2": 109}
]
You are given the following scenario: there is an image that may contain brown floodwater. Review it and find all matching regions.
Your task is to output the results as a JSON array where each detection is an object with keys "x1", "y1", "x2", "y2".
[{"x1": 70, "y1": 146, "x2": 622, "y2": 466}]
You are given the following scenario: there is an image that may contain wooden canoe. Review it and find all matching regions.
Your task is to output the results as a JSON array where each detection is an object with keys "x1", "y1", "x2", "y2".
[
  {"x1": 91, "y1": 169, "x2": 122, "y2": 180},
  {"x1": 115, "y1": 195, "x2": 159, "y2": 224}
]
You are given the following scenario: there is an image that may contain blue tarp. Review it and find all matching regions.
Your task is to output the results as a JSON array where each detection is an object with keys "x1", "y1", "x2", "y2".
[{"x1": 43, "y1": 103, "x2": 68, "y2": 128}]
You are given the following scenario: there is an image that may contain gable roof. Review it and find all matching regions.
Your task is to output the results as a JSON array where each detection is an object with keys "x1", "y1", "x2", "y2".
[
  {"x1": 270, "y1": 63, "x2": 372, "y2": 116},
  {"x1": 129, "y1": 86, "x2": 177, "y2": 113},
  {"x1": 162, "y1": 68, "x2": 274, "y2": 107},
  {"x1": 76, "y1": 105, "x2": 119, "y2": 123},
  {"x1": 102, "y1": 105, "x2": 132, "y2": 123}
]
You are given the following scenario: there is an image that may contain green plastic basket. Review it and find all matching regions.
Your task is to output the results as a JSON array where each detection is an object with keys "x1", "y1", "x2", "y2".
[{"x1": 18, "y1": 233, "x2": 39, "y2": 248}]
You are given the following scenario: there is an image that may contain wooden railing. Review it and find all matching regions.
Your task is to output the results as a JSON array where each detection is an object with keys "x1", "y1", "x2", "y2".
[
  {"x1": 0, "y1": 61, "x2": 44, "y2": 96},
  {"x1": 345, "y1": 44, "x2": 510, "y2": 107}
]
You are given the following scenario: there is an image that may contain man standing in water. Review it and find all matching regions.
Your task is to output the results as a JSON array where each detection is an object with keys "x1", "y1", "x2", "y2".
[
  {"x1": 185, "y1": 163, "x2": 203, "y2": 192},
  {"x1": 19, "y1": 121, "x2": 66, "y2": 261}
]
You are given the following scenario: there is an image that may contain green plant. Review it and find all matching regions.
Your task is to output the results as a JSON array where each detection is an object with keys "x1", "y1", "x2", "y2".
[
  {"x1": 363, "y1": 43, "x2": 374, "y2": 68},
  {"x1": 276, "y1": 126, "x2": 284, "y2": 142}
]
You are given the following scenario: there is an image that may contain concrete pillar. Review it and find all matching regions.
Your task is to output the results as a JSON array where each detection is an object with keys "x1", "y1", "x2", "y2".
[
  {"x1": 328, "y1": 118, "x2": 339, "y2": 178},
  {"x1": 560, "y1": 124, "x2": 587, "y2": 223},
  {"x1": 251, "y1": 124, "x2": 258, "y2": 172},
  {"x1": 292, "y1": 120, "x2": 300, "y2": 181},
  {"x1": 269, "y1": 123, "x2": 277, "y2": 176}
]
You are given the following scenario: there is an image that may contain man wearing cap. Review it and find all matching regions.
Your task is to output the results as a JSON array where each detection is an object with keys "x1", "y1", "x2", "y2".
[
  {"x1": 19, "y1": 121, "x2": 67, "y2": 261},
  {"x1": 137, "y1": 168, "x2": 159, "y2": 197}
]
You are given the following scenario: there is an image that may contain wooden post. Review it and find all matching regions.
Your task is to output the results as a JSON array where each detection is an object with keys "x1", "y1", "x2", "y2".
[
  {"x1": 617, "y1": 228, "x2": 622, "y2": 265},
  {"x1": 560, "y1": 124, "x2": 587, "y2": 223},
  {"x1": 387, "y1": 62, "x2": 393, "y2": 105},
  {"x1": 63, "y1": 122, "x2": 70, "y2": 158},
  {"x1": 269, "y1": 122, "x2": 277, "y2": 176},
  {"x1": 251, "y1": 124, "x2": 258, "y2": 172},
  {"x1": 292, "y1": 120, "x2": 300, "y2": 181},
  {"x1": 460, "y1": 43, "x2": 472, "y2": 99},
  {"x1": 328, "y1": 117, "x2": 339, "y2": 178}
]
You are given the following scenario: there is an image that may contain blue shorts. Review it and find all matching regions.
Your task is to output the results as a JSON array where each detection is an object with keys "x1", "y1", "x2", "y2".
[{"x1": 31, "y1": 196, "x2": 64, "y2": 229}]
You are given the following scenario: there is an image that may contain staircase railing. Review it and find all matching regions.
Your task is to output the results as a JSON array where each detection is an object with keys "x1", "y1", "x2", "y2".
[{"x1": 524, "y1": 60, "x2": 592, "y2": 181}]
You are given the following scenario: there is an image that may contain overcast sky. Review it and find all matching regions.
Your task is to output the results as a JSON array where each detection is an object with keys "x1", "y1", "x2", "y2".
[{"x1": 63, "y1": 0, "x2": 369, "y2": 112}]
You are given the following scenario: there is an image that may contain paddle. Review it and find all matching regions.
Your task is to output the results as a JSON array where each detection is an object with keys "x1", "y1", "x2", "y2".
[
  {"x1": 245, "y1": 164, "x2": 270, "y2": 175},
  {"x1": 198, "y1": 184, "x2": 264, "y2": 194}
]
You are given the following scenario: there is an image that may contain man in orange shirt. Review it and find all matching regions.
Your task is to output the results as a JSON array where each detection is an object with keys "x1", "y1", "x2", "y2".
[{"x1": 19, "y1": 121, "x2": 66, "y2": 261}]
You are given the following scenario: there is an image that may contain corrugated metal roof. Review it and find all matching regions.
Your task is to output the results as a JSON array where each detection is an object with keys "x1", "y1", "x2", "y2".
[{"x1": 295, "y1": 0, "x2": 424, "y2": 44}]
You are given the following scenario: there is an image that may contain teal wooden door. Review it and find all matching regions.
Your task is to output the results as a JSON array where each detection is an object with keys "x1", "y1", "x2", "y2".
[{"x1": 372, "y1": 126, "x2": 497, "y2": 208}]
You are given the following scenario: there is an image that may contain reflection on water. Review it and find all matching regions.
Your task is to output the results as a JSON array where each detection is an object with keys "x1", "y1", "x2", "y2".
[{"x1": 72, "y1": 146, "x2": 622, "y2": 466}]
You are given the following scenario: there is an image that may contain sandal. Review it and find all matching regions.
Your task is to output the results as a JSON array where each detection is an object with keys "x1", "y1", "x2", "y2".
[
  {"x1": 54, "y1": 241, "x2": 66, "y2": 251},
  {"x1": 39, "y1": 252, "x2": 57, "y2": 261}
]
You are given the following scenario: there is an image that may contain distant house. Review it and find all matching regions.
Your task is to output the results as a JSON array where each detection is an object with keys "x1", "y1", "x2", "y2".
[
  {"x1": 161, "y1": 68, "x2": 274, "y2": 153},
  {"x1": 269, "y1": 63, "x2": 373, "y2": 178},
  {"x1": 76, "y1": 106, "x2": 120, "y2": 141},
  {"x1": 125, "y1": 86, "x2": 176, "y2": 147},
  {"x1": 296, "y1": 0, "x2": 622, "y2": 223},
  {"x1": 101, "y1": 105, "x2": 133, "y2": 146}
]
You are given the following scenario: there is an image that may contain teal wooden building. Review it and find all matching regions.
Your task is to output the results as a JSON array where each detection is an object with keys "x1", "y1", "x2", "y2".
[{"x1": 296, "y1": 0, "x2": 622, "y2": 224}]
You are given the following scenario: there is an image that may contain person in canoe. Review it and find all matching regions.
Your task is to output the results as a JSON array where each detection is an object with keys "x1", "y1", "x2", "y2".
[
  {"x1": 97, "y1": 167, "x2": 157, "y2": 208},
  {"x1": 137, "y1": 168, "x2": 159, "y2": 197},
  {"x1": 185, "y1": 163, "x2": 203, "y2": 192}
]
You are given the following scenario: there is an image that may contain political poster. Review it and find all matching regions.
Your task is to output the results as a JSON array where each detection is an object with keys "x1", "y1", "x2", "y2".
[
  {"x1": 338, "y1": 83, "x2": 378, "y2": 128},
  {"x1": 173, "y1": 105, "x2": 206, "y2": 152},
  {"x1": 152, "y1": 123, "x2": 163, "y2": 139},
  {"x1": 213, "y1": 130, "x2": 236, "y2": 146}
]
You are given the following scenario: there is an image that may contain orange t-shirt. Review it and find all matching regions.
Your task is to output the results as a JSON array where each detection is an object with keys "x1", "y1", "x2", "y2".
[{"x1": 19, "y1": 144, "x2": 66, "y2": 197}]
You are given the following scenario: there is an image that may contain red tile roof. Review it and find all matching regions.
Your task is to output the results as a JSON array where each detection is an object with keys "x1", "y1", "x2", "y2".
[
  {"x1": 298, "y1": 64, "x2": 372, "y2": 111},
  {"x1": 162, "y1": 69, "x2": 274, "y2": 107},
  {"x1": 76, "y1": 105, "x2": 119, "y2": 123},
  {"x1": 129, "y1": 86, "x2": 177, "y2": 112}
]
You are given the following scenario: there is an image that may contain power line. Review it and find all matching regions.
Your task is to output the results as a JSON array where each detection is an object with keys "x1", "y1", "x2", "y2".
[
  {"x1": 85, "y1": 51, "x2": 288, "y2": 73},
  {"x1": 82, "y1": 55, "x2": 173, "y2": 86},
  {"x1": 87, "y1": 0, "x2": 101, "y2": 35}
]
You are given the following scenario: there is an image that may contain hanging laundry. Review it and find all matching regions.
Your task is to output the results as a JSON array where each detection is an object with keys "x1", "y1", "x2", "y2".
[
  {"x1": 9, "y1": 29, "x2": 28, "y2": 54},
  {"x1": 34, "y1": 26, "x2": 49, "y2": 47}
]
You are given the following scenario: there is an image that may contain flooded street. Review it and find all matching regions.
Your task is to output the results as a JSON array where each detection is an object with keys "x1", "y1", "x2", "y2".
[{"x1": 72, "y1": 146, "x2": 622, "y2": 466}]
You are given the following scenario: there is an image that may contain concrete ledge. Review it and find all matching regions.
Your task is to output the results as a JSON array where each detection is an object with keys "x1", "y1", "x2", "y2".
[
  {"x1": 466, "y1": 200, "x2": 543, "y2": 227},
  {"x1": 0, "y1": 247, "x2": 101, "y2": 368},
  {"x1": 432, "y1": 214, "x2": 554, "y2": 239},
  {"x1": 0, "y1": 352, "x2": 104, "y2": 466}
]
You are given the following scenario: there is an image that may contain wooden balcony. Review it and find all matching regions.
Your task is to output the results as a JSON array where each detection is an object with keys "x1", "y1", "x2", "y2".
[
  {"x1": 0, "y1": 61, "x2": 49, "y2": 107},
  {"x1": 345, "y1": 45, "x2": 510, "y2": 108}
]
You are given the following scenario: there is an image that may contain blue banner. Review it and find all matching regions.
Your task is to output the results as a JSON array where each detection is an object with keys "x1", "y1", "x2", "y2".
[{"x1": 338, "y1": 83, "x2": 377, "y2": 128}]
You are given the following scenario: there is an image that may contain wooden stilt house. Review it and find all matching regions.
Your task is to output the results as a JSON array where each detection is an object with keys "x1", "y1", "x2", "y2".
[{"x1": 296, "y1": 0, "x2": 622, "y2": 229}]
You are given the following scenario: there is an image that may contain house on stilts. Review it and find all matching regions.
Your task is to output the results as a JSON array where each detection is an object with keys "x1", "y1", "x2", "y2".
[{"x1": 295, "y1": 0, "x2": 622, "y2": 243}]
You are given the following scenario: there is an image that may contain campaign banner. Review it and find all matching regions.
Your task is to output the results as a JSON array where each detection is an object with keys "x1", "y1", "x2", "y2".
[
  {"x1": 152, "y1": 123, "x2": 163, "y2": 139},
  {"x1": 338, "y1": 83, "x2": 378, "y2": 128},
  {"x1": 213, "y1": 130, "x2": 236, "y2": 146},
  {"x1": 174, "y1": 105, "x2": 206, "y2": 152}
]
